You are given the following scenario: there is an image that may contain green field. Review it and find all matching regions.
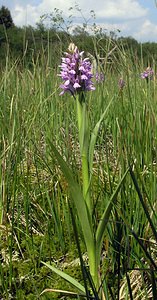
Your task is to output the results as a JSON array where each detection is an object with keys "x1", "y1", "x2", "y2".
[{"x1": 0, "y1": 32, "x2": 157, "y2": 300}]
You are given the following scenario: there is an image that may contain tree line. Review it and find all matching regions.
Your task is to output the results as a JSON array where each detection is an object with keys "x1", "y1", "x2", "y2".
[{"x1": 0, "y1": 5, "x2": 157, "y2": 70}]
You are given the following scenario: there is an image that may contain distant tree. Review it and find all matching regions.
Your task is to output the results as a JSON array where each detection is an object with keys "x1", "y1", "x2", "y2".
[
  {"x1": 36, "y1": 20, "x2": 46, "y2": 36},
  {"x1": 118, "y1": 36, "x2": 138, "y2": 48},
  {"x1": 0, "y1": 6, "x2": 14, "y2": 29}
]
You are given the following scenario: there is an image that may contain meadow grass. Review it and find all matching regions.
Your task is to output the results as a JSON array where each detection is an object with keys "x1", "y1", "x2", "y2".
[{"x1": 0, "y1": 41, "x2": 157, "y2": 300}]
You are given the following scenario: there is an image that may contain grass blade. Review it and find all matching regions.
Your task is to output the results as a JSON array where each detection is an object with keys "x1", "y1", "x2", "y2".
[
  {"x1": 48, "y1": 141, "x2": 95, "y2": 271},
  {"x1": 96, "y1": 168, "x2": 129, "y2": 261},
  {"x1": 41, "y1": 261, "x2": 86, "y2": 294},
  {"x1": 88, "y1": 96, "x2": 114, "y2": 176},
  {"x1": 129, "y1": 167, "x2": 157, "y2": 243}
]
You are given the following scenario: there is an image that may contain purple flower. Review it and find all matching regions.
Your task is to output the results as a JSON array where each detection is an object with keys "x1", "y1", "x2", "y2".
[
  {"x1": 118, "y1": 78, "x2": 125, "y2": 89},
  {"x1": 95, "y1": 72, "x2": 105, "y2": 83},
  {"x1": 140, "y1": 67, "x2": 154, "y2": 80},
  {"x1": 58, "y1": 43, "x2": 95, "y2": 96}
]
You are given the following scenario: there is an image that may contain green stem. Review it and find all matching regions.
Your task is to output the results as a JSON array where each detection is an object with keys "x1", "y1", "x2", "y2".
[
  {"x1": 76, "y1": 95, "x2": 92, "y2": 216},
  {"x1": 88, "y1": 245, "x2": 99, "y2": 289},
  {"x1": 76, "y1": 94, "x2": 99, "y2": 290}
]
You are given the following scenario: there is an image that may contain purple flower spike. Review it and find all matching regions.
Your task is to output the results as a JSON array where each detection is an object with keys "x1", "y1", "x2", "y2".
[
  {"x1": 140, "y1": 67, "x2": 154, "y2": 80},
  {"x1": 95, "y1": 72, "x2": 105, "y2": 83},
  {"x1": 58, "y1": 43, "x2": 95, "y2": 96},
  {"x1": 118, "y1": 78, "x2": 125, "y2": 89}
]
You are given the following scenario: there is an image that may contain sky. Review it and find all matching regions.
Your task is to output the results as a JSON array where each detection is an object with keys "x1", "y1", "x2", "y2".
[{"x1": 0, "y1": 0, "x2": 157, "y2": 42}]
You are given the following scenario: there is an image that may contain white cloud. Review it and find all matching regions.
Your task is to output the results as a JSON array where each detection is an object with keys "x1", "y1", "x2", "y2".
[
  {"x1": 13, "y1": 4, "x2": 39, "y2": 26},
  {"x1": 12, "y1": 0, "x2": 74, "y2": 26},
  {"x1": 38, "y1": 0, "x2": 73, "y2": 12},
  {"x1": 133, "y1": 19, "x2": 157, "y2": 42},
  {"x1": 11, "y1": 0, "x2": 157, "y2": 42},
  {"x1": 79, "y1": 0, "x2": 148, "y2": 20},
  {"x1": 94, "y1": 21, "x2": 130, "y2": 33},
  {"x1": 11, "y1": 0, "x2": 148, "y2": 27}
]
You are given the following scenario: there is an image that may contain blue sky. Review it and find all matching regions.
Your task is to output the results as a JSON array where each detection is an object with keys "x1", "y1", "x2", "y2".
[{"x1": 0, "y1": 0, "x2": 157, "y2": 42}]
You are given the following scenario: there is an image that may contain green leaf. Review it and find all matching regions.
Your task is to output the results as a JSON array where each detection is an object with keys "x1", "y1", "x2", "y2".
[
  {"x1": 96, "y1": 168, "x2": 129, "y2": 262},
  {"x1": 129, "y1": 167, "x2": 157, "y2": 243},
  {"x1": 89, "y1": 97, "x2": 114, "y2": 176},
  {"x1": 76, "y1": 97, "x2": 89, "y2": 154},
  {"x1": 49, "y1": 142, "x2": 95, "y2": 264},
  {"x1": 40, "y1": 288, "x2": 81, "y2": 296},
  {"x1": 117, "y1": 211, "x2": 157, "y2": 271},
  {"x1": 41, "y1": 261, "x2": 86, "y2": 294}
]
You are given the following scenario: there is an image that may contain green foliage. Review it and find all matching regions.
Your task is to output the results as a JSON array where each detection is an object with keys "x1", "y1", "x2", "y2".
[
  {"x1": 0, "y1": 5, "x2": 14, "y2": 29},
  {"x1": 0, "y1": 6, "x2": 157, "y2": 299},
  {"x1": 0, "y1": 6, "x2": 157, "y2": 71}
]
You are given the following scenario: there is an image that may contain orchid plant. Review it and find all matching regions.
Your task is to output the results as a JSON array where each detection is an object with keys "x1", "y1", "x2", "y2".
[
  {"x1": 42, "y1": 43, "x2": 129, "y2": 298},
  {"x1": 140, "y1": 66, "x2": 154, "y2": 82}
]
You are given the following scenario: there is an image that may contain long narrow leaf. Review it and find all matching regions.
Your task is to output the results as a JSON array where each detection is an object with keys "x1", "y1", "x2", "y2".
[
  {"x1": 117, "y1": 210, "x2": 157, "y2": 271},
  {"x1": 96, "y1": 168, "x2": 129, "y2": 261},
  {"x1": 89, "y1": 97, "x2": 114, "y2": 176},
  {"x1": 41, "y1": 261, "x2": 86, "y2": 294},
  {"x1": 40, "y1": 288, "x2": 80, "y2": 296},
  {"x1": 49, "y1": 142, "x2": 95, "y2": 263},
  {"x1": 129, "y1": 167, "x2": 157, "y2": 243},
  {"x1": 69, "y1": 203, "x2": 91, "y2": 300}
]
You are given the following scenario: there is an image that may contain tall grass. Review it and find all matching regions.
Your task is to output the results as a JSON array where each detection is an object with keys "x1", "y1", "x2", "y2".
[{"x1": 0, "y1": 34, "x2": 156, "y2": 299}]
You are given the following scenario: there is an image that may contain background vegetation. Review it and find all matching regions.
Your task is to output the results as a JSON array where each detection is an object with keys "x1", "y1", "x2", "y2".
[
  {"x1": 0, "y1": 5, "x2": 157, "y2": 300},
  {"x1": 0, "y1": 5, "x2": 157, "y2": 70}
]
